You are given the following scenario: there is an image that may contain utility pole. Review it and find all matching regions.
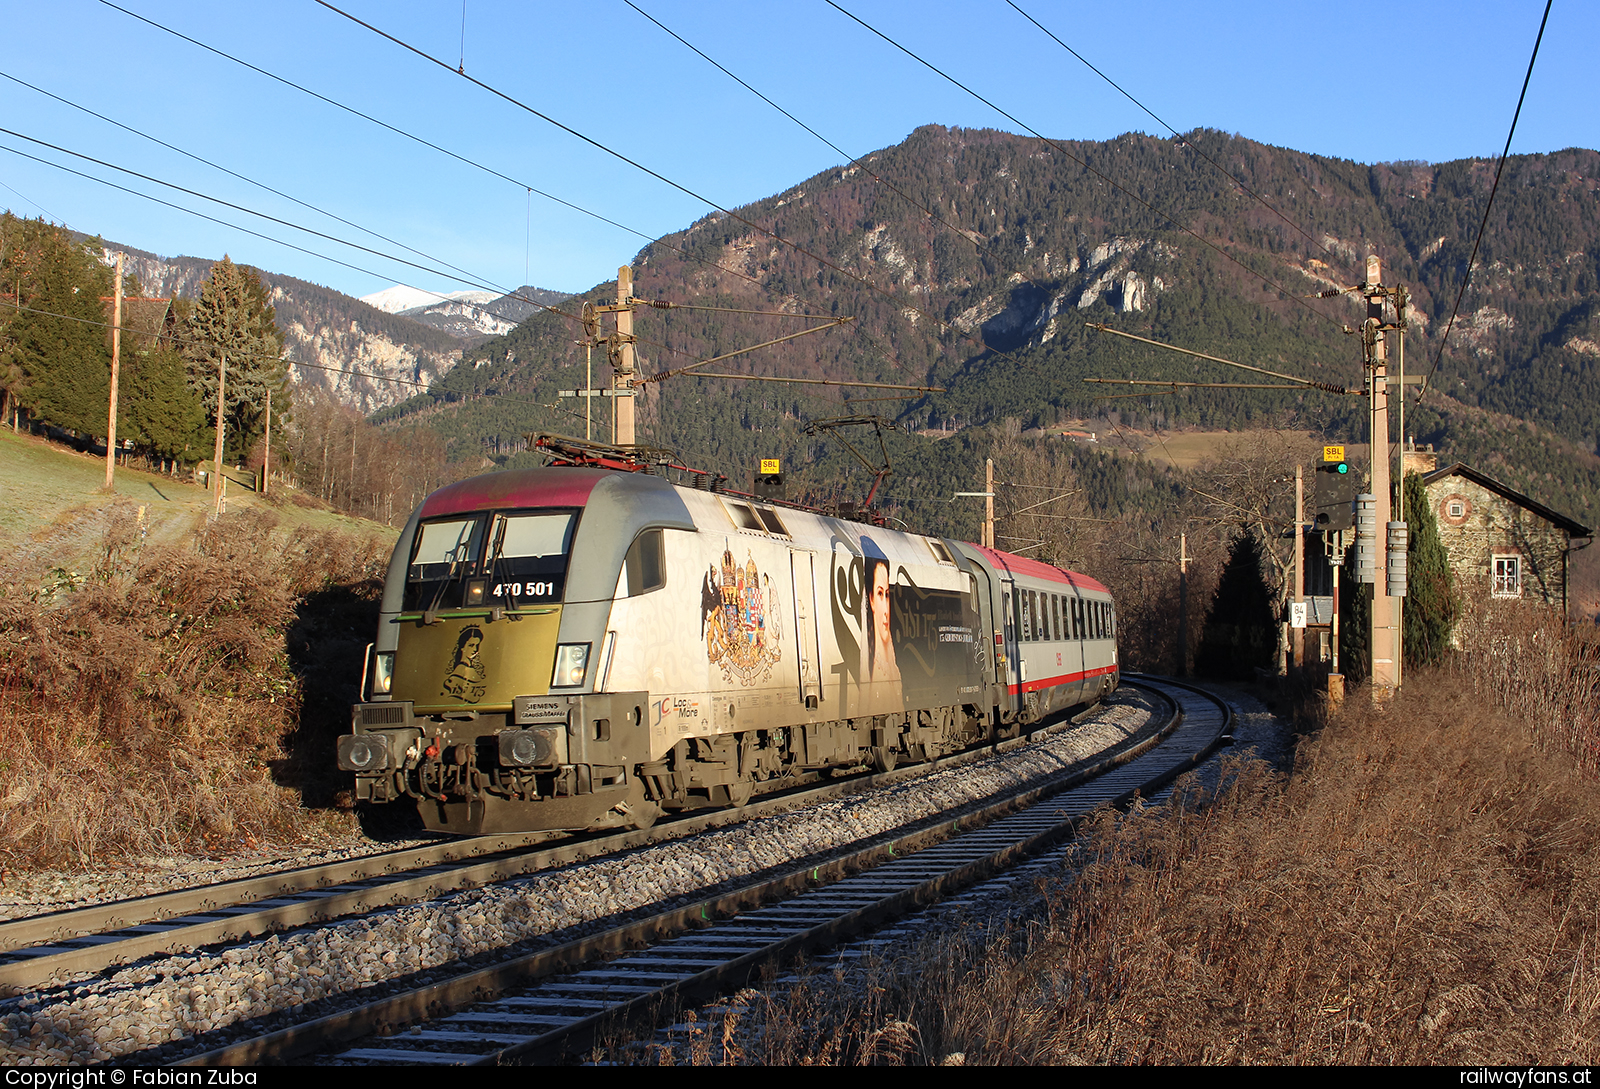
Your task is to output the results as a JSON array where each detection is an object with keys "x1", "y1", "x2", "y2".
[
  {"x1": 1178, "y1": 532, "x2": 1190, "y2": 677},
  {"x1": 1363, "y1": 255, "x2": 1400, "y2": 696},
  {"x1": 984, "y1": 458, "x2": 995, "y2": 548},
  {"x1": 1293, "y1": 462, "x2": 1304, "y2": 674},
  {"x1": 212, "y1": 345, "x2": 226, "y2": 518},
  {"x1": 613, "y1": 266, "x2": 636, "y2": 445},
  {"x1": 262, "y1": 387, "x2": 271, "y2": 496},
  {"x1": 104, "y1": 251, "x2": 123, "y2": 491}
]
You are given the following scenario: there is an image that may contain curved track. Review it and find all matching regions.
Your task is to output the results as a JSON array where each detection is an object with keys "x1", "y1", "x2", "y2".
[
  {"x1": 180, "y1": 676, "x2": 1229, "y2": 1066},
  {"x1": 0, "y1": 690, "x2": 1132, "y2": 994}
]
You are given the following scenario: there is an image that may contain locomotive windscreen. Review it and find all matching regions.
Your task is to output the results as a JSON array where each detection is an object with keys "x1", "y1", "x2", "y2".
[{"x1": 404, "y1": 511, "x2": 576, "y2": 609}]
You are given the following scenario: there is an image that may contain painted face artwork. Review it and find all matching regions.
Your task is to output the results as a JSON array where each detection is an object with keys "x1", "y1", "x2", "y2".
[
  {"x1": 865, "y1": 556, "x2": 899, "y2": 686},
  {"x1": 442, "y1": 625, "x2": 488, "y2": 703}
]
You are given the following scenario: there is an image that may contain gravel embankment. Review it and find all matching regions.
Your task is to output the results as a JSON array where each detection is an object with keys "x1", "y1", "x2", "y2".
[
  {"x1": 636, "y1": 689, "x2": 1291, "y2": 1065},
  {"x1": 0, "y1": 690, "x2": 1159, "y2": 1065}
]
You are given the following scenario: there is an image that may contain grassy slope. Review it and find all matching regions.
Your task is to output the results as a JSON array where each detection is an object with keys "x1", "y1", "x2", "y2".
[{"x1": 0, "y1": 428, "x2": 393, "y2": 570}]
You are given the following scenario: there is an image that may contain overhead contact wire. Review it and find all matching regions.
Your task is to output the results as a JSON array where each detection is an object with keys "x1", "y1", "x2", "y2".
[
  {"x1": 314, "y1": 0, "x2": 991, "y2": 365},
  {"x1": 824, "y1": 0, "x2": 1343, "y2": 331},
  {"x1": 1003, "y1": 0, "x2": 1351, "y2": 273},
  {"x1": 91, "y1": 0, "x2": 799, "y2": 306},
  {"x1": 1417, "y1": 0, "x2": 1552, "y2": 404}
]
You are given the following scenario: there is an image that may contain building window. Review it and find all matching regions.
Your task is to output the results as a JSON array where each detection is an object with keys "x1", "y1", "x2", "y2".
[
  {"x1": 1492, "y1": 555, "x2": 1521, "y2": 598},
  {"x1": 1440, "y1": 494, "x2": 1471, "y2": 526},
  {"x1": 1447, "y1": 500, "x2": 1464, "y2": 519}
]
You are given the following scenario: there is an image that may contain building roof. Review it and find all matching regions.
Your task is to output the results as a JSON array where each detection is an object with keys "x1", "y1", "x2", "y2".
[{"x1": 1421, "y1": 461, "x2": 1592, "y2": 538}]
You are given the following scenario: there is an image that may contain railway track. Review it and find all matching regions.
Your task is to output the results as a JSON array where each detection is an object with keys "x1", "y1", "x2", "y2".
[
  {"x1": 0, "y1": 690, "x2": 1131, "y2": 996},
  {"x1": 179, "y1": 676, "x2": 1229, "y2": 1066}
]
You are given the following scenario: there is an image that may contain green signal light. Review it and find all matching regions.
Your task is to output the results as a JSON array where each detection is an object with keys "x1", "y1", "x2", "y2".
[{"x1": 1336, "y1": 462, "x2": 1348, "y2": 474}]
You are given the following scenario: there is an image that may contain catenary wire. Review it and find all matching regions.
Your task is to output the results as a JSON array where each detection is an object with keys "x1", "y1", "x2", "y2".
[
  {"x1": 823, "y1": 0, "x2": 1344, "y2": 331},
  {"x1": 1003, "y1": 0, "x2": 1352, "y2": 273},
  {"x1": 314, "y1": 0, "x2": 993, "y2": 366},
  {"x1": 1416, "y1": 0, "x2": 1552, "y2": 405},
  {"x1": 89, "y1": 0, "x2": 914, "y2": 384}
]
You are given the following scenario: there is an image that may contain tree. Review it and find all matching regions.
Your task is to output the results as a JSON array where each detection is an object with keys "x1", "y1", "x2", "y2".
[
  {"x1": 0, "y1": 214, "x2": 111, "y2": 435},
  {"x1": 1402, "y1": 470, "x2": 1459, "y2": 666},
  {"x1": 1194, "y1": 530, "x2": 1277, "y2": 680},
  {"x1": 181, "y1": 256, "x2": 285, "y2": 462},
  {"x1": 122, "y1": 344, "x2": 206, "y2": 462}
]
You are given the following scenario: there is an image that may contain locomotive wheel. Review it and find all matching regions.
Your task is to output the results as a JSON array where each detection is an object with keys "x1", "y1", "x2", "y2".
[
  {"x1": 710, "y1": 780, "x2": 754, "y2": 808},
  {"x1": 625, "y1": 799, "x2": 663, "y2": 830},
  {"x1": 869, "y1": 747, "x2": 897, "y2": 773}
]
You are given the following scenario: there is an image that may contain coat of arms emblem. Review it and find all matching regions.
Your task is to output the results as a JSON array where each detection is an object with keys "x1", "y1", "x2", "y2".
[{"x1": 702, "y1": 544, "x2": 782, "y2": 685}]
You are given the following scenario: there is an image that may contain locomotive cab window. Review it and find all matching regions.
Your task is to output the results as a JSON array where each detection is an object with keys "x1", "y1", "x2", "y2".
[
  {"x1": 405, "y1": 510, "x2": 576, "y2": 610},
  {"x1": 485, "y1": 511, "x2": 576, "y2": 605},
  {"x1": 621, "y1": 529, "x2": 666, "y2": 597}
]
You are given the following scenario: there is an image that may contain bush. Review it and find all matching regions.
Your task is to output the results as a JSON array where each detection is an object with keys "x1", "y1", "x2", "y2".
[{"x1": 0, "y1": 509, "x2": 388, "y2": 867}]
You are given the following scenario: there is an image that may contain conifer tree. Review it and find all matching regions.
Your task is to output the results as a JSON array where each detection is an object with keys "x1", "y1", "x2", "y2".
[
  {"x1": 123, "y1": 344, "x2": 206, "y2": 461},
  {"x1": 0, "y1": 214, "x2": 111, "y2": 435},
  {"x1": 1194, "y1": 530, "x2": 1277, "y2": 680},
  {"x1": 1402, "y1": 470, "x2": 1459, "y2": 666},
  {"x1": 182, "y1": 256, "x2": 285, "y2": 462}
]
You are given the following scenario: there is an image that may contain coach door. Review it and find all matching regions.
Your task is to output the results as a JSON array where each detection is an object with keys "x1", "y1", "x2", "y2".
[
  {"x1": 999, "y1": 578, "x2": 1022, "y2": 713},
  {"x1": 791, "y1": 551, "x2": 822, "y2": 708}
]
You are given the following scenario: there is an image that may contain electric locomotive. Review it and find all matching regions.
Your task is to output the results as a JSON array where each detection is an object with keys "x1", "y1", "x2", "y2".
[{"x1": 341, "y1": 438, "x2": 1118, "y2": 835}]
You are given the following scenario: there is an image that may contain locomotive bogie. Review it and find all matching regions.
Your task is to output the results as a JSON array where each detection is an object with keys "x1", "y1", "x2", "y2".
[{"x1": 345, "y1": 465, "x2": 1119, "y2": 834}]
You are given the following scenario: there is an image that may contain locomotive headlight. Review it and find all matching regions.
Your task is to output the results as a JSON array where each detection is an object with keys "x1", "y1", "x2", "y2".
[
  {"x1": 551, "y1": 643, "x2": 590, "y2": 688},
  {"x1": 371, "y1": 652, "x2": 394, "y2": 696},
  {"x1": 465, "y1": 578, "x2": 487, "y2": 606}
]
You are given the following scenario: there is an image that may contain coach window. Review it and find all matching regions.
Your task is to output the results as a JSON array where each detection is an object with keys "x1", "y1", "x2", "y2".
[
  {"x1": 622, "y1": 529, "x2": 666, "y2": 596},
  {"x1": 1071, "y1": 597, "x2": 1085, "y2": 639},
  {"x1": 1031, "y1": 591, "x2": 1042, "y2": 641},
  {"x1": 1051, "y1": 595, "x2": 1061, "y2": 641}
]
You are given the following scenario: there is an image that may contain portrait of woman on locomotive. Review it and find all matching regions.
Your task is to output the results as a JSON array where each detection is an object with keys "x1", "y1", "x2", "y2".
[
  {"x1": 441, "y1": 625, "x2": 487, "y2": 703},
  {"x1": 864, "y1": 552, "x2": 901, "y2": 688}
]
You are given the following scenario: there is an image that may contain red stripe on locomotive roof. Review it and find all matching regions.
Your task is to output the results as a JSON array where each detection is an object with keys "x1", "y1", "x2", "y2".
[
  {"x1": 419, "y1": 467, "x2": 609, "y2": 519},
  {"x1": 970, "y1": 544, "x2": 1110, "y2": 595}
]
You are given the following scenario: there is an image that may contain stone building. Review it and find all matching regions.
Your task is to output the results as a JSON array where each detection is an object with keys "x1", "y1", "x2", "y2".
[{"x1": 1418, "y1": 460, "x2": 1591, "y2": 619}]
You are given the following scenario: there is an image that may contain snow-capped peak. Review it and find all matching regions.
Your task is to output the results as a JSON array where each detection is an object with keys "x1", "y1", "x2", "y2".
[{"x1": 360, "y1": 284, "x2": 498, "y2": 314}]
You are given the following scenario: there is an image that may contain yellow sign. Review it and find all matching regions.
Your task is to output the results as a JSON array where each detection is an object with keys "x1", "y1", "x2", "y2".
[
  {"x1": 1323, "y1": 445, "x2": 1346, "y2": 462},
  {"x1": 760, "y1": 459, "x2": 781, "y2": 475}
]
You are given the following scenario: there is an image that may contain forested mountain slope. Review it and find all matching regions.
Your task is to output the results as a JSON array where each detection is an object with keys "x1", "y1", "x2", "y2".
[{"x1": 378, "y1": 126, "x2": 1600, "y2": 525}]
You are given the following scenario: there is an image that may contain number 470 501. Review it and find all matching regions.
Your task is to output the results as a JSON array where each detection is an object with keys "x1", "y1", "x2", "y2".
[{"x1": 494, "y1": 581, "x2": 554, "y2": 598}]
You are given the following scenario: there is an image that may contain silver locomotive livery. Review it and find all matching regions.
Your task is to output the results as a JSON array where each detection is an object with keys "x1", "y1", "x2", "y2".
[{"x1": 342, "y1": 450, "x2": 1118, "y2": 835}]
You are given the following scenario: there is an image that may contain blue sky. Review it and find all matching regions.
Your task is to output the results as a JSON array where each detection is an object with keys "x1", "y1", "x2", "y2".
[{"x1": 1, "y1": 1, "x2": 1590, "y2": 302}]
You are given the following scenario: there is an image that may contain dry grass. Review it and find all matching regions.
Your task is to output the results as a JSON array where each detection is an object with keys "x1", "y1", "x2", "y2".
[
  {"x1": 620, "y1": 669, "x2": 1600, "y2": 1064},
  {"x1": 1450, "y1": 598, "x2": 1600, "y2": 781},
  {"x1": 0, "y1": 507, "x2": 389, "y2": 868}
]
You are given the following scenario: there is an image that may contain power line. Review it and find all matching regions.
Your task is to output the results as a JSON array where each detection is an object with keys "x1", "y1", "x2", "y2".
[
  {"x1": 0, "y1": 68, "x2": 496, "y2": 302},
  {"x1": 0, "y1": 296, "x2": 583, "y2": 419},
  {"x1": 1417, "y1": 0, "x2": 1553, "y2": 405},
  {"x1": 314, "y1": 0, "x2": 993, "y2": 364},
  {"x1": 89, "y1": 0, "x2": 791, "y2": 303},
  {"x1": 823, "y1": 0, "x2": 1344, "y2": 331},
  {"x1": 0, "y1": 138, "x2": 528, "y2": 313},
  {"x1": 0, "y1": 126, "x2": 521, "y2": 302},
  {"x1": 1002, "y1": 0, "x2": 1352, "y2": 273}
]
